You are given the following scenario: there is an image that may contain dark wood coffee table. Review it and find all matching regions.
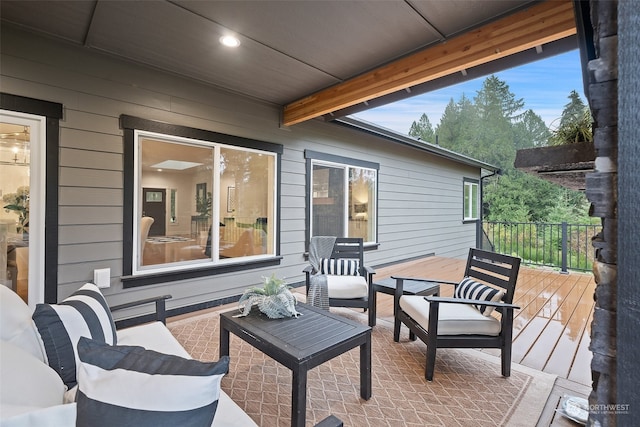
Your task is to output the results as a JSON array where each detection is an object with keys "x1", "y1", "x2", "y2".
[{"x1": 219, "y1": 302, "x2": 371, "y2": 427}]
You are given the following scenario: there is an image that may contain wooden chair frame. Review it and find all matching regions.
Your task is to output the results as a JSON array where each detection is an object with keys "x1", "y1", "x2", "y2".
[
  {"x1": 304, "y1": 237, "x2": 376, "y2": 326},
  {"x1": 393, "y1": 248, "x2": 521, "y2": 381}
]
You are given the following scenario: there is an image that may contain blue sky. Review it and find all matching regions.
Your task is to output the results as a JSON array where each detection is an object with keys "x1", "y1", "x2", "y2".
[{"x1": 352, "y1": 49, "x2": 585, "y2": 135}]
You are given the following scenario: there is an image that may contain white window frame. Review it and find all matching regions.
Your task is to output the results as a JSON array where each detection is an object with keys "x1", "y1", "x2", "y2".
[
  {"x1": 0, "y1": 110, "x2": 46, "y2": 306},
  {"x1": 463, "y1": 178, "x2": 479, "y2": 222},
  {"x1": 132, "y1": 130, "x2": 277, "y2": 276}
]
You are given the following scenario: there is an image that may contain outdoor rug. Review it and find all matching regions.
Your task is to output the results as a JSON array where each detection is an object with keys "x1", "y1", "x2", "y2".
[{"x1": 168, "y1": 307, "x2": 555, "y2": 427}]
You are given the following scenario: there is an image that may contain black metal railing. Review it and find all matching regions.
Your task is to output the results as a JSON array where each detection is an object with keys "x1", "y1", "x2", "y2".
[{"x1": 481, "y1": 221, "x2": 601, "y2": 273}]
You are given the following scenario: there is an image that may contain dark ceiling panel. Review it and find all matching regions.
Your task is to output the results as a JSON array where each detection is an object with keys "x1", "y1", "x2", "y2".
[
  {"x1": 0, "y1": 0, "x2": 96, "y2": 44},
  {"x1": 85, "y1": 1, "x2": 338, "y2": 104},
  {"x1": 408, "y1": 0, "x2": 535, "y2": 36},
  {"x1": 0, "y1": 0, "x2": 548, "y2": 110},
  {"x1": 176, "y1": 0, "x2": 442, "y2": 79}
]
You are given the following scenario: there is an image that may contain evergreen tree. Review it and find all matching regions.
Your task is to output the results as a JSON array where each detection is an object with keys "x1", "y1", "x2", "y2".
[
  {"x1": 513, "y1": 109, "x2": 551, "y2": 149},
  {"x1": 559, "y1": 90, "x2": 587, "y2": 129},
  {"x1": 435, "y1": 95, "x2": 477, "y2": 154},
  {"x1": 408, "y1": 113, "x2": 435, "y2": 143}
]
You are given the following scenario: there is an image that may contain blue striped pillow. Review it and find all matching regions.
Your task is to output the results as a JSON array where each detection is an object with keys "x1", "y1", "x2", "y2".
[
  {"x1": 76, "y1": 337, "x2": 228, "y2": 427},
  {"x1": 320, "y1": 258, "x2": 360, "y2": 276},
  {"x1": 454, "y1": 277, "x2": 505, "y2": 316},
  {"x1": 32, "y1": 283, "x2": 117, "y2": 388}
]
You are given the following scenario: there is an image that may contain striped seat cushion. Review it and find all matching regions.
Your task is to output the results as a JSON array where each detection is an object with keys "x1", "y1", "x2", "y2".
[
  {"x1": 454, "y1": 277, "x2": 505, "y2": 316},
  {"x1": 76, "y1": 337, "x2": 228, "y2": 427},
  {"x1": 320, "y1": 258, "x2": 360, "y2": 276},
  {"x1": 32, "y1": 283, "x2": 117, "y2": 389}
]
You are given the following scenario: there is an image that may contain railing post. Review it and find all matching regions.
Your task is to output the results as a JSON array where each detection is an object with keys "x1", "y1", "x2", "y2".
[{"x1": 561, "y1": 222, "x2": 568, "y2": 273}]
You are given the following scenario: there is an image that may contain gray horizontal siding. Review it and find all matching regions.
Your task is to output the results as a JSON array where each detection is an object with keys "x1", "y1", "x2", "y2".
[{"x1": 3, "y1": 25, "x2": 478, "y2": 316}]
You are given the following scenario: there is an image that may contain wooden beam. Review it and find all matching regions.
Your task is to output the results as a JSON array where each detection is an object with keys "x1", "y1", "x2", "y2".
[{"x1": 283, "y1": 0, "x2": 577, "y2": 126}]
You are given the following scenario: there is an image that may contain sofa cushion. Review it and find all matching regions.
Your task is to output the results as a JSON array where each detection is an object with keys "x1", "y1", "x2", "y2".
[
  {"x1": 76, "y1": 337, "x2": 229, "y2": 427},
  {"x1": 0, "y1": 285, "x2": 46, "y2": 362},
  {"x1": 32, "y1": 283, "x2": 117, "y2": 389},
  {"x1": 0, "y1": 403, "x2": 77, "y2": 427},
  {"x1": 0, "y1": 341, "x2": 66, "y2": 419},
  {"x1": 454, "y1": 277, "x2": 505, "y2": 316}
]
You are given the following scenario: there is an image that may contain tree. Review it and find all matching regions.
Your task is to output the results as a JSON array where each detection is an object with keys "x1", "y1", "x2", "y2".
[
  {"x1": 408, "y1": 113, "x2": 435, "y2": 142},
  {"x1": 435, "y1": 95, "x2": 478, "y2": 155},
  {"x1": 513, "y1": 109, "x2": 551, "y2": 149},
  {"x1": 549, "y1": 90, "x2": 593, "y2": 145}
]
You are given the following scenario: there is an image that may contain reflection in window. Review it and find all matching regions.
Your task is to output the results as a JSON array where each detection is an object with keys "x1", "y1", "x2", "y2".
[
  {"x1": 310, "y1": 160, "x2": 377, "y2": 243},
  {"x1": 135, "y1": 132, "x2": 275, "y2": 274}
]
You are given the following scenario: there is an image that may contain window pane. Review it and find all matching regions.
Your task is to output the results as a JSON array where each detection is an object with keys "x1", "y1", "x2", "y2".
[
  {"x1": 348, "y1": 167, "x2": 376, "y2": 242},
  {"x1": 139, "y1": 137, "x2": 213, "y2": 268},
  {"x1": 312, "y1": 164, "x2": 345, "y2": 236},
  {"x1": 471, "y1": 183, "x2": 479, "y2": 219},
  {"x1": 218, "y1": 148, "x2": 274, "y2": 258}
]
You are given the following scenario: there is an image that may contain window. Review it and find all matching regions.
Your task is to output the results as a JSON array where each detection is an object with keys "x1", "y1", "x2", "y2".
[
  {"x1": 306, "y1": 151, "x2": 378, "y2": 244},
  {"x1": 121, "y1": 116, "x2": 282, "y2": 286},
  {"x1": 463, "y1": 179, "x2": 479, "y2": 221}
]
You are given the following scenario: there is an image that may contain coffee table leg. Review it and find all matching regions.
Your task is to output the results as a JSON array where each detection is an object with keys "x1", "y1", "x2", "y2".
[
  {"x1": 219, "y1": 320, "x2": 230, "y2": 358},
  {"x1": 291, "y1": 366, "x2": 307, "y2": 427},
  {"x1": 360, "y1": 333, "x2": 372, "y2": 400}
]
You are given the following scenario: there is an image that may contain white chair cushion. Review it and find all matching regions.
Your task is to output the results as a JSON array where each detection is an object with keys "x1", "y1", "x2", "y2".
[
  {"x1": 327, "y1": 275, "x2": 368, "y2": 299},
  {"x1": 399, "y1": 295, "x2": 501, "y2": 336},
  {"x1": 0, "y1": 341, "x2": 66, "y2": 417},
  {"x1": 0, "y1": 286, "x2": 46, "y2": 362}
]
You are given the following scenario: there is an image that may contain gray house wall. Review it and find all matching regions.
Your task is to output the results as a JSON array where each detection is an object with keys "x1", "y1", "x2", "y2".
[{"x1": 1, "y1": 26, "x2": 479, "y2": 318}]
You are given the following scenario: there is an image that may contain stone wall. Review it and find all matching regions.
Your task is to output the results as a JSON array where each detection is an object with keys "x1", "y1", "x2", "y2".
[{"x1": 584, "y1": 1, "x2": 618, "y2": 425}]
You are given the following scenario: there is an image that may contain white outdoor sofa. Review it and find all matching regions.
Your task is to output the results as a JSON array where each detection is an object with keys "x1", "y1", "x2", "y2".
[{"x1": 0, "y1": 284, "x2": 257, "y2": 427}]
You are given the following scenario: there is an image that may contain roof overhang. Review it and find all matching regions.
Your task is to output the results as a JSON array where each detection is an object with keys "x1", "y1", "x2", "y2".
[{"x1": 283, "y1": 0, "x2": 577, "y2": 126}]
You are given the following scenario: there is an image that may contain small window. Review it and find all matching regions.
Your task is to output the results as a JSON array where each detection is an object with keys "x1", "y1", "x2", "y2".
[
  {"x1": 463, "y1": 179, "x2": 479, "y2": 221},
  {"x1": 306, "y1": 151, "x2": 378, "y2": 244}
]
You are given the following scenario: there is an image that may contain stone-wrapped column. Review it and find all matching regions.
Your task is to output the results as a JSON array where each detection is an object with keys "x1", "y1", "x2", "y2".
[{"x1": 584, "y1": 1, "x2": 618, "y2": 426}]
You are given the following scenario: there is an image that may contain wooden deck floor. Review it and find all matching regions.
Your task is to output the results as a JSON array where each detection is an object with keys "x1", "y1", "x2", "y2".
[{"x1": 371, "y1": 255, "x2": 595, "y2": 386}]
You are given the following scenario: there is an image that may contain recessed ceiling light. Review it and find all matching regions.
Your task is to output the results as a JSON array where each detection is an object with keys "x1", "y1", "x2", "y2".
[{"x1": 219, "y1": 35, "x2": 241, "y2": 48}]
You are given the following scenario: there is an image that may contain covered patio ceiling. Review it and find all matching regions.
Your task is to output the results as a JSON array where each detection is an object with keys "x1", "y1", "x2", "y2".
[{"x1": 1, "y1": 0, "x2": 578, "y2": 127}]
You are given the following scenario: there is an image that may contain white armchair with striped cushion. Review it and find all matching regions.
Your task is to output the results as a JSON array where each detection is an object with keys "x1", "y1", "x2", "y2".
[
  {"x1": 393, "y1": 248, "x2": 521, "y2": 381},
  {"x1": 304, "y1": 237, "x2": 376, "y2": 326}
]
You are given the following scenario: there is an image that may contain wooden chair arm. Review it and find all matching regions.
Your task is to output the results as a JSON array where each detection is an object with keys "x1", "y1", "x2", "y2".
[
  {"x1": 110, "y1": 295, "x2": 172, "y2": 325},
  {"x1": 391, "y1": 276, "x2": 458, "y2": 286},
  {"x1": 423, "y1": 295, "x2": 520, "y2": 310},
  {"x1": 303, "y1": 265, "x2": 314, "y2": 274}
]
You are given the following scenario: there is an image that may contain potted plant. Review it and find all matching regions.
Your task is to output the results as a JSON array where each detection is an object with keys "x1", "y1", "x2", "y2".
[
  {"x1": 236, "y1": 274, "x2": 301, "y2": 319},
  {"x1": 3, "y1": 185, "x2": 29, "y2": 236},
  {"x1": 195, "y1": 191, "x2": 212, "y2": 217}
]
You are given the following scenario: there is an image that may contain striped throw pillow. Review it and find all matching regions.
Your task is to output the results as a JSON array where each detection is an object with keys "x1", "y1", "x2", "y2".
[
  {"x1": 320, "y1": 258, "x2": 360, "y2": 276},
  {"x1": 454, "y1": 277, "x2": 505, "y2": 316},
  {"x1": 32, "y1": 283, "x2": 117, "y2": 389},
  {"x1": 76, "y1": 337, "x2": 228, "y2": 427}
]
